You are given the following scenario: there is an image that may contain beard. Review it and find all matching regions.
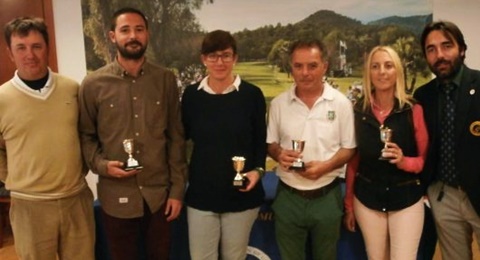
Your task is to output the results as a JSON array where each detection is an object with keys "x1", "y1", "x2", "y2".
[
  {"x1": 430, "y1": 55, "x2": 463, "y2": 81},
  {"x1": 117, "y1": 40, "x2": 147, "y2": 60}
]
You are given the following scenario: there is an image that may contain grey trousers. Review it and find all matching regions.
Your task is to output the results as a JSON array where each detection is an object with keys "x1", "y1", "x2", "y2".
[{"x1": 428, "y1": 181, "x2": 480, "y2": 260}]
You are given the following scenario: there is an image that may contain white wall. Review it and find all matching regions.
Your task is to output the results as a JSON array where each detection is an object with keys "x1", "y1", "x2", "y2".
[
  {"x1": 52, "y1": 0, "x2": 96, "y2": 198},
  {"x1": 433, "y1": 0, "x2": 480, "y2": 68},
  {"x1": 52, "y1": 0, "x2": 87, "y2": 83},
  {"x1": 52, "y1": 0, "x2": 480, "y2": 199}
]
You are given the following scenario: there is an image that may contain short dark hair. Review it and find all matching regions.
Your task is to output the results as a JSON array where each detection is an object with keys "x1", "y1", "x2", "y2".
[
  {"x1": 4, "y1": 16, "x2": 49, "y2": 48},
  {"x1": 288, "y1": 39, "x2": 327, "y2": 61},
  {"x1": 421, "y1": 20, "x2": 467, "y2": 60},
  {"x1": 111, "y1": 7, "x2": 148, "y2": 31},
  {"x1": 201, "y1": 30, "x2": 237, "y2": 55}
]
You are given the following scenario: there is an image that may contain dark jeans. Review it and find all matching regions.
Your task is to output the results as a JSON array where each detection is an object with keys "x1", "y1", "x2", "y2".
[{"x1": 101, "y1": 201, "x2": 170, "y2": 260}]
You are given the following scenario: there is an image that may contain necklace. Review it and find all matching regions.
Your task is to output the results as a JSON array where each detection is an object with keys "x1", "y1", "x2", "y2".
[
  {"x1": 379, "y1": 109, "x2": 389, "y2": 115},
  {"x1": 377, "y1": 105, "x2": 393, "y2": 115}
]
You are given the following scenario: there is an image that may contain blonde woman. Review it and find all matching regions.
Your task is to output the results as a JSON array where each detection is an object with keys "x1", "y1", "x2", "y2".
[{"x1": 344, "y1": 46, "x2": 428, "y2": 260}]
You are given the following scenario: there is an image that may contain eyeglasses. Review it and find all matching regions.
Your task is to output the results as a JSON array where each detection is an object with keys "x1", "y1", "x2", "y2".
[{"x1": 205, "y1": 52, "x2": 235, "y2": 62}]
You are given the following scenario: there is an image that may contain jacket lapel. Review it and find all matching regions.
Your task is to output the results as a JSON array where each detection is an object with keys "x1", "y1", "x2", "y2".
[{"x1": 425, "y1": 81, "x2": 440, "y2": 139}]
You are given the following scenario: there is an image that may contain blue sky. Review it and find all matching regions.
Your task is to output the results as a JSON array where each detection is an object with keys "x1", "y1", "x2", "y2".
[{"x1": 194, "y1": 0, "x2": 433, "y2": 32}]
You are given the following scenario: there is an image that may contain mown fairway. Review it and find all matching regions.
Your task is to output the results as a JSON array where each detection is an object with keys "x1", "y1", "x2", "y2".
[
  {"x1": 235, "y1": 61, "x2": 359, "y2": 103},
  {"x1": 234, "y1": 61, "x2": 294, "y2": 104},
  {"x1": 235, "y1": 61, "x2": 432, "y2": 102}
]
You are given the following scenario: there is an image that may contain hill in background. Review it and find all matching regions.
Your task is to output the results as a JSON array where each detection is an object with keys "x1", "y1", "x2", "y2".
[{"x1": 368, "y1": 14, "x2": 433, "y2": 36}]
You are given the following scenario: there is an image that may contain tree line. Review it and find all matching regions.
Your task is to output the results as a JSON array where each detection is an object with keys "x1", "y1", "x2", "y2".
[{"x1": 81, "y1": 1, "x2": 431, "y2": 91}]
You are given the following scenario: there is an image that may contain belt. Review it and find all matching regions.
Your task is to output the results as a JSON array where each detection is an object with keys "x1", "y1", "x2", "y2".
[
  {"x1": 280, "y1": 178, "x2": 339, "y2": 200},
  {"x1": 438, "y1": 180, "x2": 463, "y2": 191},
  {"x1": 436, "y1": 181, "x2": 464, "y2": 202},
  {"x1": 438, "y1": 179, "x2": 461, "y2": 190}
]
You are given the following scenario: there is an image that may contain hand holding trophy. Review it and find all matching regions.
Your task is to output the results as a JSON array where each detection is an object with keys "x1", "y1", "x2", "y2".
[
  {"x1": 379, "y1": 126, "x2": 393, "y2": 160},
  {"x1": 289, "y1": 140, "x2": 305, "y2": 170},
  {"x1": 123, "y1": 139, "x2": 143, "y2": 171},
  {"x1": 232, "y1": 156, "x2": 249, "y2": 189}
]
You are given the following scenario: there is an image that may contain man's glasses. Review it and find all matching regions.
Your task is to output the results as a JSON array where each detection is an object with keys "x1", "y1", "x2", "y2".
[{"x1": 205, "y1": 52, "x2": 235, "y2": 62}]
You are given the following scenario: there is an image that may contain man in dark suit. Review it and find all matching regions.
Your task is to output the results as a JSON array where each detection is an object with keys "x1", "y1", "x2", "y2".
[{"x1": 414, "y1": 21, "x2": 480, "y2": 259}]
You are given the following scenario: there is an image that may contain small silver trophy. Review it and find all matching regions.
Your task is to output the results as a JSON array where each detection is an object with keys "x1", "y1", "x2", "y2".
[
  {"x1": 123, "y1": 139, "x2": 143, "y2": 171},
  {"x1": 379, "y1": 126, "x2": 393, "y2": 160},
  {"x1": 232, "y1": 156, "x2": 248, "y2": 189},
  {"x1": 290, "y1": 140, "x2": 306, "y2": 170}
]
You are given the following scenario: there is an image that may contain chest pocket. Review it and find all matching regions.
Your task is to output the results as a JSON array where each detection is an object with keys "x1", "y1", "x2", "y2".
[{"x1": 145, "y1": 97, "x2": 167, "y2": 139}]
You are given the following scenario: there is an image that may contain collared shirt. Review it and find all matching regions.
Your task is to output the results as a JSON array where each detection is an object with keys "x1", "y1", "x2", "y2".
[
  {"x1": 267, "y1": 82, "x2": 356, "y2": 190},
  {"x1": 438, "y1": 65, "x2": 464, "y2": 108},
  {"x1": 11, "y1": 68, "x2": 54, "y2": 100},
  {"x1": 79, "y1": 59, "x2": 187, "y2": 218},
  {"x1": 197, "y1": 75, "x2": 241, "y2": 94}
]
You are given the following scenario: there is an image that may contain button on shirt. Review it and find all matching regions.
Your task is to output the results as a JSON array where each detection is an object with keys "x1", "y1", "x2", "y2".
[
  {"x1": 79, "y1": 59, "x2": 187, "y2": 218},
  {"x1": 12, "y1": 68, "x2": 54, "y2": 99}
]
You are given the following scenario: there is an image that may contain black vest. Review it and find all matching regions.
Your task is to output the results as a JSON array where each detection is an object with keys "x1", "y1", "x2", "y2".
[{"x1": 354, "y1": 99, "x2": 422, "y2": 211}]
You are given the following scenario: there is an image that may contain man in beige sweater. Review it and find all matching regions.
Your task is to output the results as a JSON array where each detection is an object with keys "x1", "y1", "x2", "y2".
[{"x1": 0, "y1": 17, "x2": 94, "y2": 259}]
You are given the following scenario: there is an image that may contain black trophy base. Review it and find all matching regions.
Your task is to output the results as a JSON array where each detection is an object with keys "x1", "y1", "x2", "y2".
[
  {"x1": 378, "y1": 156, "x2": 394, "y2": 161},
  {"x1": 379, "y1": 153, "x2": 394, "y2": 161},
  {"x1": 233, "y1": 178, "x2": 249, "y2": 189},
  {"x1": 124, "y1": 163, "x2": 143, "y2": 171},
  {"x1": 289, "y1": 161, "x2": 305, "y2": 171}
]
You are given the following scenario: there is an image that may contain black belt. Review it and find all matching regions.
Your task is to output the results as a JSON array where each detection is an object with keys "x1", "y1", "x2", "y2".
[{"x1": 280, "y1": 178, "x2": 340, "y2": 200}]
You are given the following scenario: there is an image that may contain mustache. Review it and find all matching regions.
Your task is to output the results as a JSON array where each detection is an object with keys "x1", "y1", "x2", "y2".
[
  {"x1": 434, "y1": 58, "x2": 450, "y2": 67},
  {"x1": 125, "y1": 40, "x2": 142, "y2": 47}
]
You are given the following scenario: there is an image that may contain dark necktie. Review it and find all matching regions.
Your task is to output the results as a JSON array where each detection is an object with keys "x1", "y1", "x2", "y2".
[{"x1": 439, "y1": 83, "x2": 458, "y2": 186}]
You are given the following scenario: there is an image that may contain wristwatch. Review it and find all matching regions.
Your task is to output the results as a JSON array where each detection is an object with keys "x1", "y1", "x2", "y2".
[{"x1": 254, "y1": 167, "x2": 265, "y2": 178}]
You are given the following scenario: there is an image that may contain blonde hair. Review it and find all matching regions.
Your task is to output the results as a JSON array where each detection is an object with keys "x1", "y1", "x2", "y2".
[{"x1": 361, "y1": 45, "x2": 412, "y2": 112}]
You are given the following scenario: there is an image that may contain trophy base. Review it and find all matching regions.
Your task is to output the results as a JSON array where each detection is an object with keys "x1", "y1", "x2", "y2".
[
  {"x1": 124, "y1": 164, "x2": 143, "y2": 171},
  {"x1": 379, "y1": 151, "x2": 395, "y2": 160},
  {"x1": 289, "y1": 161, "x2": 305, "y2": 171},
  {"x1": 233, "y1": 179, "x2": 249, "y2": 189},
  {"x1": 378, "y1": 156, "x2": 394, "y2": 161},
  {"x1": 124, "y1": 157, "x2": 143, "y2": 171},
  {"x1": 233, "y1": 174, "x2": 249, "y2": 189}
]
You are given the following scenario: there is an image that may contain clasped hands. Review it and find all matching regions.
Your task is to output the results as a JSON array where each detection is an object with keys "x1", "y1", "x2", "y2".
[{"x1": 277, "y1": 149, "x2": 327, "y2": 180}]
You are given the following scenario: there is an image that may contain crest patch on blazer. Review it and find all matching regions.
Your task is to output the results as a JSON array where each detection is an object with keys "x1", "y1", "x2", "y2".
[{"x1": 469, "y1": 121, "x2": 480, "y2": 136}]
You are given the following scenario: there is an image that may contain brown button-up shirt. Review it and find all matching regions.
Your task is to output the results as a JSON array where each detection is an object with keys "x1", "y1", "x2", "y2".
[{"x1": 79, "y1": 59, "x2": 187, "y2": 218}]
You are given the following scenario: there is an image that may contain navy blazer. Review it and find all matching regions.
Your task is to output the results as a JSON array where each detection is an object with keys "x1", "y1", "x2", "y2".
[{"x1": 414, "y1": 65, "x2": 480, "y2": 217}]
